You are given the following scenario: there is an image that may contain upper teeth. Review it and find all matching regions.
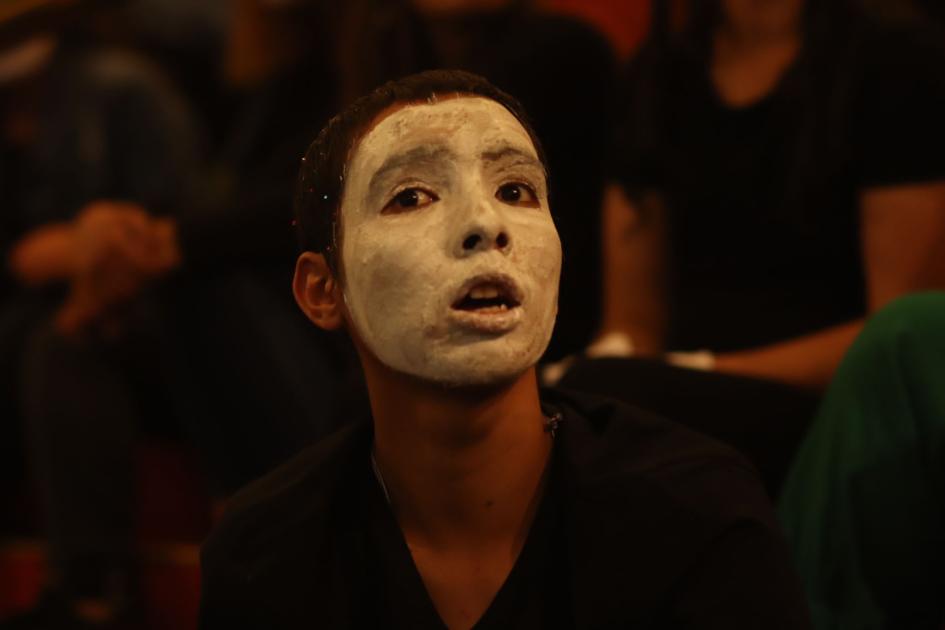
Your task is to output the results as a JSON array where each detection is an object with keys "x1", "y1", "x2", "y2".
[{"x1": 470, "y1": 285, "x2": 501, "y2": 300}]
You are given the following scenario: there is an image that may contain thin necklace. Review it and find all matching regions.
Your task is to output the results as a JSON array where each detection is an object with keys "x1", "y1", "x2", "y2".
[{"x1": 370, "y1": 411, "x2": 562, "y2": 506}]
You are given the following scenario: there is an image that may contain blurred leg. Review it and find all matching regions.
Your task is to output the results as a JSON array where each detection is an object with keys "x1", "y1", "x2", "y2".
[
  {"x1": 0, "y1": 298, "x2": 51, "y2": 534},
  {"x1": 20, "y1": 324, "x2": 137, "y2": 607},
  {"x1": 778, "y1": 292, "x2": 945, "y2": 630}
]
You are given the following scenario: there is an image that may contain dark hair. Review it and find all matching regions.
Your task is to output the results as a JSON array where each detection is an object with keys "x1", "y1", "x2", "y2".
[{"x1": 293, "y1": 69, "x2": 547, "y2": 273}]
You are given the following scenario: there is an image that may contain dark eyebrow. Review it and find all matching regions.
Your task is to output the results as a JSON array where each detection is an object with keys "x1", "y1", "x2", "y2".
[
  {"x1": 480, "y1": 144, "x2": 544, "y2": 174},
  {"x1": 368, "y1": 145, "x2": 455, "y2": 198}
]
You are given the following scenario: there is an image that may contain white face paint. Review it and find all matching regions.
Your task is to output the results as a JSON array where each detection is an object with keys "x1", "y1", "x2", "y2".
[{"x1": 339, "y1": 96, "x2": 562, "y2": 386}]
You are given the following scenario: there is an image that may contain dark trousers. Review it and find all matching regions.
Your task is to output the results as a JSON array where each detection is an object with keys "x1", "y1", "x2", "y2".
[{"x1": 22, "y1": 325, "x2": 141, "y2": 601}]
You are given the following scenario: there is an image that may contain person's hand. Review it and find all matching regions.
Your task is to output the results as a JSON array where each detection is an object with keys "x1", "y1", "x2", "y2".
[
  {"x1": 56, "y1": 244, "x2": 144, "y2": 338},
  {"x1": 586, "y1": 331, "x2": 635, "y2": 359},
  {"x1": 55, "y1": 202, "x2": 181, "y2": 336},
  {"x1": 665, "y1": 350, "x2": 715, "y2": 371},
  {"x1": 69, "y1": 201, "x2": 162, "y2": 275}
]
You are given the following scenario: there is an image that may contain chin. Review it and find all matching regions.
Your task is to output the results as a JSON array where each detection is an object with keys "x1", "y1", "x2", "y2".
[
  {"x1": 427, "y1": 364, "x2": 531, "y2": 390},
  {"x1": 405, "y1": 340, "x2": 546, "y2": 389}
]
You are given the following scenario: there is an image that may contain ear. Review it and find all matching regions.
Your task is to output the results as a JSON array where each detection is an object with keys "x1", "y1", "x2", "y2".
[{"x1": 293, "y1": 251, "x2": 345, "y2": 331}]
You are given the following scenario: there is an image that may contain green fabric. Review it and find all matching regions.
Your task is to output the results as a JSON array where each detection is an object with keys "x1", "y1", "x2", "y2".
[{"x1": 778, "y1": 292, "x2": 945, "y2": 630}]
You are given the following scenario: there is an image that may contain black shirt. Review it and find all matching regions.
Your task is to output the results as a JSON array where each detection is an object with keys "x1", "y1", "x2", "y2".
[
  {"x1": 364, "y1": 438, "x2": 570, "y2": 629},
  {"x1": 199, "y1": 390, "x2": 810, "y2": 629},
  {"x1": 612, "y1": 22, "x2": 945, "y2": 352}
]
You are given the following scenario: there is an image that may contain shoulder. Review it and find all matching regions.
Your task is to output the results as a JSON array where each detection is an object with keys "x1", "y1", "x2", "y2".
[
  {"x1": 845, "y1": 20, "x2": 945, "y2": 185},
  {"x1": 549, "y1": 387, "x2": 762, "y2": 497},
  {"x1": 838, "y1": 15, "x2": 945, "y2": 102},
  {"x1": 549, "y1": 386, "x2": 780, "y2": 551},
  {"x1": 848, "y1": 19, "x2": 945, "y2": 110},
  {"x1": 201, "y1": 421, "x2": 369, "y2": 582},
  {"x1": 546, "y1": 390, "x2": 806, "y2": 626},
  {"x1": 857, "y1": 19, "x2": 945, "y2": 72}
]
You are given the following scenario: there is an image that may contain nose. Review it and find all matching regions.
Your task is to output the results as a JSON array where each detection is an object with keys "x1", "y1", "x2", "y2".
[
  {"x1": 457, "y1": 205, "x2": 511, "y2": 257},
  {"x1": 461, "y1": 230, "x2": 510, "y2": 253}
]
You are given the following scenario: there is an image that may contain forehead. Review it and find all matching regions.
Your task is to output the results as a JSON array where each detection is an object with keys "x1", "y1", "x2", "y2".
[{"x1": 349, "y1": 96, "x2": 538, "y2": 170}]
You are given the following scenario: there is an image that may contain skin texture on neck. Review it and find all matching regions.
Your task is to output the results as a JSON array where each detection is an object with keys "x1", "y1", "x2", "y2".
[
  {"x1": 712, "y1": 0, "x2": 803, "y2": 107},
  {"x1": 717, "y1": 0, "x2": 804, "y2": 48},
  {"x1": 364, "y1": 349, "x2": 550, "y2": 546},
  {"x1": 359, "y1": 341, "x2": 551, "y2": 629},
  {"x1": 223, "y1": 0, "x2": 307, "y2": 88}
]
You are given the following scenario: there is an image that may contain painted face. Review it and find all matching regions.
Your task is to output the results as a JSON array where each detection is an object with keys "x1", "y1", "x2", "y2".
[{"x1": 339, "y1": 96, "x2": 562, "y2": 386}]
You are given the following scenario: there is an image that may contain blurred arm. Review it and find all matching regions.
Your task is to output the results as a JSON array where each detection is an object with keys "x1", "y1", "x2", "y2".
[
  {"x1": 714, "y1": 181, "x2": 945, "y2": 389},
  {"x1": 599, "y1": 183, "x2": 667, "y2": 356},
  {"x1": 7, "y1": 222, "x2": 77, "y2": 287}
]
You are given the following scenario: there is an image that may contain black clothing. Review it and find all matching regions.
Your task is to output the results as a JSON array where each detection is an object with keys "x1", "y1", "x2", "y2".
[
  {"x1": 612, "y1": 22, "x2": 945, "y2": 352},
  {"x1": 200, "y1": 390, "x2": 810, "y2": 629},
  {"x1": 558, "y1": 357, "x2": 818, "y2": 498}
]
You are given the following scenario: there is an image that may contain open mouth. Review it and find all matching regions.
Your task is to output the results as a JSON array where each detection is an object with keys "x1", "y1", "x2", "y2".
[{"x1": 451, "y1": 276, "x2": 522, "y2": 314}]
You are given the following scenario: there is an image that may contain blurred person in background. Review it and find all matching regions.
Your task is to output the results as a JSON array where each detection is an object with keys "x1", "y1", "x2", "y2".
[
  {"x1": 602, "y1": 0, "x2": 945, "y2": 386},
  {"x1": 0, "y1": 0, "x2": 204, "y2": 626},
  {"x1": 155, "y1": 0, "x2": 363, "y2": 493},
  {"x1": 0, "y1": 0, "x2": 355, "y2": 627},
  {"x1": 779, "y1": 291, "x2": 945, "y2": 629},
  {"x1": 334, "y1": 0, "x2": 616, "y2": 360},
  {"x1": 554, "y1": 0, "x2": 945, "y2": 494},
  {"x1": 18, "y1": 0, "x2": 360, "y2": 500}
]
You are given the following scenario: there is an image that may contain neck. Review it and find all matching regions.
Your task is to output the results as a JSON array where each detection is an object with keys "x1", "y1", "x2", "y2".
[
  {"x1": 366, "y1": 361, "x2": 551, "y2": 551},
  {"x1": 715, "y1": 18, "x2": 800, "y2": 55}
]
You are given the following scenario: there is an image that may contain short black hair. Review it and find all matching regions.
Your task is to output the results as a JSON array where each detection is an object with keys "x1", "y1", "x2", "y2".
[{"x1": 294, "y1": 69, "x2": 547, "y2": 273}]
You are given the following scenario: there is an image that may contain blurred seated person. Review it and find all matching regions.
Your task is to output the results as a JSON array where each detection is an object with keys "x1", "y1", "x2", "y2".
[
  {"x1": 15, "y1": 0, "x2": 356, "y2": 493},
  {"x1": 336, "y1": 0, "x2": 615, "y2": 359},
  {"x1": 2, "y1": 2, "x2": 355, "y2": 627},
  {"x1": 600, "y1": 0, "x2": 945, "y2": 389},
  {"x1": 0, "y1": 4, "x2": 203, "y2": 627},
  {"x1": 200, "y1": 70, "x2": 811, "y2": 630},
  {"x1": 779, "y1": 292, "x2": 945, "y2": 629}
]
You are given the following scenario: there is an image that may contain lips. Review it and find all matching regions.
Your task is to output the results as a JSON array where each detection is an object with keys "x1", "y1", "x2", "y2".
[
  {"x1": 449, "y1": 274, "x2": 524, "y2": 333},
  {"x1": 452, "y1": 275, "x2": 522, "y2": 311}
]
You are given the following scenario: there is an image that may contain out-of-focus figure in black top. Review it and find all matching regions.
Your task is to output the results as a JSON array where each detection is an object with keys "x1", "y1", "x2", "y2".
[
  {"x1": 336, "y1": 0, "x2": 616, "y2": 360},
  {"x1": 601, "y1": 0, "x2": 945, "y2": 389},
  {"x1": 0, "y1": 1, "x2": 352, "y2": 627},
  {"x1": 0, "y1": 9, "x2": 206, "y2": 627}
]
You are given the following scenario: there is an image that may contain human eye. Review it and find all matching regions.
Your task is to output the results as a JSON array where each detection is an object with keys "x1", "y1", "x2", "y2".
[
  {"x1": 382, "y1": 187, "x2": 439, "y2": 214},
  {"x1": 495, "y1": 182, "x2": 539, "y2": 208}
]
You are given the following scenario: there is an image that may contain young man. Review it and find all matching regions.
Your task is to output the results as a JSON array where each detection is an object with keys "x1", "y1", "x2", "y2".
[{"x1": 199, "y1": 70, "x2": 810, "y2": 629}]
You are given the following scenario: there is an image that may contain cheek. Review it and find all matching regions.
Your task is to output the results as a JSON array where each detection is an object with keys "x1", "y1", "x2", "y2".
[
  {"x1": 344, "y1": 229, "x2": 409, "y2": 302},
  {"x1": 513, "y1": 218, "x2": 563, "y2": 284},
  {"x1": 343, "y1": 221, "x2": 448, "y2": 312}
]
